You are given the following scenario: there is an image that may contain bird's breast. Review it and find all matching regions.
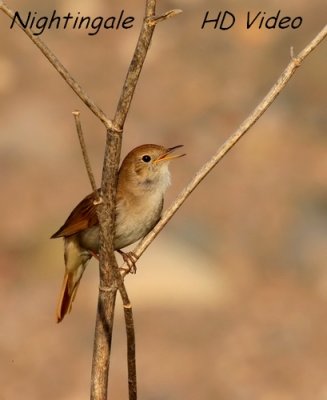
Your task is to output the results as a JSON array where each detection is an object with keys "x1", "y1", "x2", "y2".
[
  {"x1": 78, "y1": 191, "x2": 164, "y2": 252},
  {"x1": 114, "y1": 191, "x2": 164, "y2": 250}
]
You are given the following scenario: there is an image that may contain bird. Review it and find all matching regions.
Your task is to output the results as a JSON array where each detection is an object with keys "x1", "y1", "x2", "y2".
[{"x1": 51, "y1": 144, "x2": 185, "y2": 322}]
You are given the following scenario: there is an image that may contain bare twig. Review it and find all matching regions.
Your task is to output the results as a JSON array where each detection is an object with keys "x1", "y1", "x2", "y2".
[
  {"x1": 91, "y1": 1, "x2": 181, "y2": 399},
  {"x1": 112, "y1": 0, "x2": 156, "y2": 130},
  {"x1": 119, "y1": 284, "x2": 137, "y2": 400},
  {"x1": 0, "y1": 1, "x2": 113, "y2": 129},
  {"x1": 72, "y1": 111, "x2": 101, "y2": 200},
  {"x1": 290, "y1": 46, "x2": 295, "y2": 60},
  {"x1": 148, "y1": 9, "x2": 183, "y2": 25},
  {"x1": 120, "y1": 23, "x2": 327, "y2": 277},
  {"x1": 90, "y1": 0, "x2": 159, "y2": 393}
]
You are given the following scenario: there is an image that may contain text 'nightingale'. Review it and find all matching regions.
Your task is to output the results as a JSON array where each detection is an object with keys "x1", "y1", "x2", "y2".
[{"x1": 51, "y1": 144, "x2": 185, "y2": 322}]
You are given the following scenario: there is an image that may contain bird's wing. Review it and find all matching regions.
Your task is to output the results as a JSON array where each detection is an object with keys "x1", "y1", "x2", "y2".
[{"x1": 51, "y1": 191, "x2": 99, "y2": 238}]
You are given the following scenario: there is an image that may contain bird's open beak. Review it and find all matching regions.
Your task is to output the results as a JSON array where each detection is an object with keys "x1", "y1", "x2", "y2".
[{"x1": 154, "y1": 145, "x2": 186, "y2": 163}]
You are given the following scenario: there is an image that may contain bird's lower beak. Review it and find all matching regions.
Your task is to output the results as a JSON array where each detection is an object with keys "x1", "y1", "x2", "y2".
[{"x1": 154, "y1": 145, "x2": 186, "y2": 163}]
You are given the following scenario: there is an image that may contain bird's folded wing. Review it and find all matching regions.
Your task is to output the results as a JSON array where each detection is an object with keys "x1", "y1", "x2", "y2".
[{"x1": 51, "y1": 192, "x2": 99, "y2": 238}]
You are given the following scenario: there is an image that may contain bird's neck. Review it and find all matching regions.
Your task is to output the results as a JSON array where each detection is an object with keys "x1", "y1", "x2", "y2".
[{"x1": 118, "y1": 167, "x2": 171, "y2": 199}]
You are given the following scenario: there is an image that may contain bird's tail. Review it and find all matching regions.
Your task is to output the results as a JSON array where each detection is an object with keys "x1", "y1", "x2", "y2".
[{"x1": 56, "y1": 263, "x2": 86, "y2": 323}]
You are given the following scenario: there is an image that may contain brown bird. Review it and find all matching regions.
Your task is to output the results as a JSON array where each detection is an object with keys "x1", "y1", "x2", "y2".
[{"x1": 51, "y1": 144, "x2": 185, "y2": 322}]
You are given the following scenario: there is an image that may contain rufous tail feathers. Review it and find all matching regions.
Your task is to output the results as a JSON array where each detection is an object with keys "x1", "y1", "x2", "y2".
[{"x1": 56, "y1": 265, "x2": 86, "y2": 323}]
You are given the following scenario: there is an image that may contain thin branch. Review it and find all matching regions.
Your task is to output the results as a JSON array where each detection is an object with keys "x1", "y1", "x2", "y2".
[
  {"x1": 91, "y1": 133, "x2": 119, "y2": 400},
  {"x1": 120, "y1": 23, "x2": 327, "y2": 277},
  {"x1": 0, "y1": 1, "x2": 113, "y2": 130},
  {"x1": 119, "y1": 285, "x2": 137, "y2": 400},
  {"x1": 112, "y1": 0, "x2": 156, "y2": 130},
  {"x1": 73, "y1": 111, "x2": 101, "y2": 201},
  {"x1": 148, "y1": 9, "x2": 182, "y2": 25},
  {"x1": 91, "y1": 1, "x2": 182, "y2": 399},
  {"x1": 89, "y1": 0, "x2": 157, "y2": 390}
]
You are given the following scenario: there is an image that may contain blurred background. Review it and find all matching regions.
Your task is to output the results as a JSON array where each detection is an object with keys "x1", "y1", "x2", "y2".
[{"x1": 0, "y1": 0, "x2": 326, "y2": 399}]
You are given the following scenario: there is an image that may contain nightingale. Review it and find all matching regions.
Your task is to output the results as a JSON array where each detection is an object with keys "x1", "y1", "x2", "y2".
[{"x1": 51, "y1": 144, "x2": 185, "y2": 323}]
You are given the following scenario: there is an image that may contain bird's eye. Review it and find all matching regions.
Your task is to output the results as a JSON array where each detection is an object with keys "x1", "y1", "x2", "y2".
[{"x1": 142, "y1": 155, "x2": 151, "y2": 163}]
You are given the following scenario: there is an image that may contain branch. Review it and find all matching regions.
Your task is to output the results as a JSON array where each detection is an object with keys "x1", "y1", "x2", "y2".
[
  {"x1": 91, "y1": 2, "x2": 181, "y2": 400},
  {"x1": 73, "y1": 111, "x2": 101, "y2": 200},
  {"x1": 147, "y1": 9, "x2": 182, "y2": 25},
  {"x1": 120, "y1": 24, "x2": 327, "y2": 276},
  {"x1": 119, "y1": 285, "x2": 137, "y2": 400},
  {"x1": 112, "y1": 4, "x2": 180, "y2": 130},
  {"x1": 0, "y1": 1, "x2": 113, "y2": 130}
]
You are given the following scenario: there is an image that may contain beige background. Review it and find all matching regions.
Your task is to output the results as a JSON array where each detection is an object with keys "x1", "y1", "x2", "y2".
[{"x1": 0, "y1": 0, "x2": 326, "y2": 399}]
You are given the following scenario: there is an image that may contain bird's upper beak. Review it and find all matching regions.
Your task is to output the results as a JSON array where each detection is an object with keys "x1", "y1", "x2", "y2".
[{"x1": 154, "y1": 145, "x2": 186, "y2": 163}]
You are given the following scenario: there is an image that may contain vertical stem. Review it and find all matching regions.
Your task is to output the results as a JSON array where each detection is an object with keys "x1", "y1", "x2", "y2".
[
  {"x1": 90, "y1": 130, "x2": 122, "y2": 400},
  {"x1": 90, "y1": 290, "x2": 117, "y2": 399},
  {"x1": 119, "y1": 285, "x2": 137, "y2": 400},
  {"x1": 90, "y1": 2, "x2": 160, "y2": 398},
  {"x1": 113, "y1": 0, "x2": 156, "y2": 130}
]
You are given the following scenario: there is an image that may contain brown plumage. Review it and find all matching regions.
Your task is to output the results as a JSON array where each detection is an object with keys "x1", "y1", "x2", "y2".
[
  {"x1": 51, "y1": 144, "x2": 185, "y2": 322},
  {"x1": 52, "y1": 192, "x2": 99, "y2": 238}
]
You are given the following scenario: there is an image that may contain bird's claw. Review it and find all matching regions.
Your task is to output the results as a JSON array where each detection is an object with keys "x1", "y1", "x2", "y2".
[
  {"x1": 118, "y1": 250, "x2": 138, "y2": 274},
  {"x1": 89, "y1": 249, "x2": 138, "y2": 274}
]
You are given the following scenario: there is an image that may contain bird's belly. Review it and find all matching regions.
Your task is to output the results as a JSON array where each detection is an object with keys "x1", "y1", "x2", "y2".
[
  {"x1": 114, "y1": 202, "x2": 162, "y2": 249},
  {"x1": 78, "y1": 199, "x2": 162, "y2": 252}
]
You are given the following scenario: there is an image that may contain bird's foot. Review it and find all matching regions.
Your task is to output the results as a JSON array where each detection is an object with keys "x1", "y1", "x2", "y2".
[
  {"x1": 89, "y1": 249, "x2": 138, "y2": 274},
  {"x1": 118, "y1": 250, "x2": 138, "y2": 274}
]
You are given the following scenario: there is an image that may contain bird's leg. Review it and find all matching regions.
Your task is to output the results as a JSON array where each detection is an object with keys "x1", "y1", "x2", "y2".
[
  {"x1": 89, "y1": 249, "x2": 138, "y2": 274},
  {"x1": 117, "y1": 249, "x2": 138, "y2": 274}
]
